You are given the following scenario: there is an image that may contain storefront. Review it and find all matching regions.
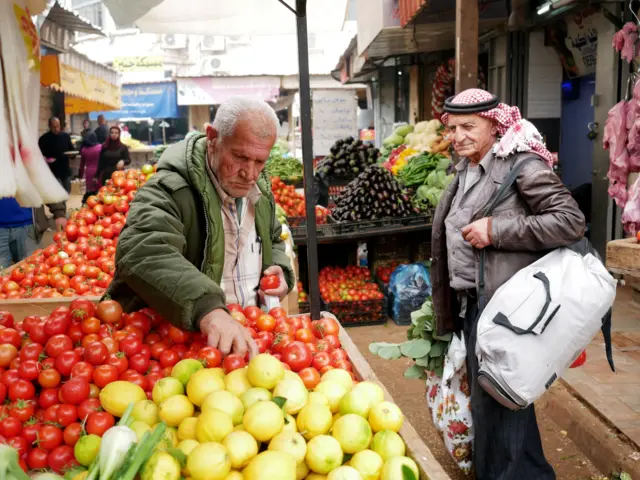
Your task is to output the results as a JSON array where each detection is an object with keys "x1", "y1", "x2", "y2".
[{"x1": 90, "y1": 81, "x2": 185, "y2": 146}]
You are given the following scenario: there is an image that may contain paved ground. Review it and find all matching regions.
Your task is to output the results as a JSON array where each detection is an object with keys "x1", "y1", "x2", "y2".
[
  {"x1": 563, "y1": 285, "x2": 640, "y2": 449},
  {"x1": 346, "y1": 322, "x2": 604, "y2": 479}
]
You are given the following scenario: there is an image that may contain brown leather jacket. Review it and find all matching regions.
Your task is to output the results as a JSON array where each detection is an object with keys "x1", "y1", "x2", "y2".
[{"x1": 431, "y1": 153, "x2": 586, "y2": 336}]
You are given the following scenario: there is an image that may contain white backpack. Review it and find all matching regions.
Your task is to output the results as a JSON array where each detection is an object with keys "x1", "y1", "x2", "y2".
[{"x1": 474, "y1": 159, "x2": 617, "y2": 410}]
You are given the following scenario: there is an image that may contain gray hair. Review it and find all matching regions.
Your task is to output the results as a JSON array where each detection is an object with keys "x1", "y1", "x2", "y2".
[{"x1": 212, "y1": 97, "x2": 278, "y2": 140}]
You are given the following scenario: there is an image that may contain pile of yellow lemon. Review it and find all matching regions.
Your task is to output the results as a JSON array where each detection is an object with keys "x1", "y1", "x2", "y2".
[{"x1": 120, "y1": 353, "x2": 419, "y2": 480}]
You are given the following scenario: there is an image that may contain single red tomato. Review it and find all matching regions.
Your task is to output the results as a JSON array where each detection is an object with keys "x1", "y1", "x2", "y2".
[
  {"x1": 282, "y1": 342, "x2": 313, "y2": 372},
  {"x1": 9, "y1": 399, "x2": 34, "y2": 422},
  {"x1": 259, "y1": 274, "x2": 280, "y2": 291},
  {"x1": 56, "y1": 404, "x2": 78, "y2": 427},
  {"x1": 120, "y1": 335, "x2": 143, "y2": 358},
  {"x1": 159, "y1": 350, "x2": 179, "y2": 368},
  {"x1": 8, "y1": 435, "x2": 29, "y2": 458},
  {"x1": 70, "y1": 362, "x2": 94, "y2": 383},
  {"x1": 255, "y1": 338, "x2": 269, "y2": 353},
  {"x1": 27, "y1": 447, "x2": 49, "y2": 470},
  {"x1": 197, "y1": 346, "x2": 223, "y2": 369},
  {"x1": 38, "y1": 424, "x2": 63, "y2": 450},
  {"x1": 83, "y1": 342, "x2": 108, "y2": 366},
  {"x1": 18, "y1": 360, "x2": 40, "y2": 381},
  {"x1": 45, "y1": 334, "x2": 73, "y2": 358},
  {"x1": 63, "y1": 422, "x2": 83, "y2": 446},
  {"x1": 93, "y1": 364, "x2": 118, "y2": 388},
  {"x1": 60, "y1": 378, "x2": 90, "y2": 405},
  {"x1": 39, "y1": 388, "x2": 60, "y2": 409},
  {"x1": 124, "y1": 312, "x2": 152, "y2": 335},
  {"x1": 298, "y1": 367, "x2": 321, "y2": 389},
  {"x1": 55, "y1": 350, "x2": 82, "y2": 377},
  {"x1": 43, "y1": 404, "x2": 61, "y2": 423},
  {"x1": 312, "y1": 351, "x2": 332, "y2": 371},
  {"x1": 255, "y1": 314, "x2": 276, "y2": 332},
  {"x1": 119, "y1": 371, "x2": 148, "y2": 391},
  {"x1": 334, "y1": 359, "x2": 353, "y2": 372},
  {"x1": 330, "y1": 349, "x2": 348, "y2": 363},
  {"x1": 244, "y1": 306, "x2": 263, "y2": 324},
  {"x1": 9, "y1": 379, "x2": 36, "y2": 401},
  {"x1": 0, "y1": 312, "x2": 14, "y2": 329},
  {"x1": 145, "y1": 372, "x2": 162, "y2": 392},
  {"x1": 77, "y1": 398, "x2": 102, "y2": 421},
  {"x1": 19, "y1": 343, "x2": 43, "y2": 363},
  {"x1": 106, "y1": 352, "x2": 128, "y2": 375},
  {"x1": 129, "y1": 353, "x2": 150, "y2": 375},
  {"x1": 222, "y1": 354, "x2": 246, "y2": 373},
  {"x1": 0, "y1": 416, "x2": 22, "y2": 437},
  {"x1": 48, "y1": 444, "x2": 78, "y2": 473},
  {"x1": 21, "y1": 420, "x2": 40, "y2": 444},
  {"x1": 38, "y1": 368, "x2": 62, "y2": 389},
  {"x1": 96, "y1": 300, "x2": 123, "y2": 324},
  {"x1": 168, "y1": 325, "x2": 190, "y2": 344},
  {"x1": 0, "y1": 328, "x2": 21, "y2": 348},
  {"x1": 69, "y1": 298, "x2": 96, "y2": 321}
]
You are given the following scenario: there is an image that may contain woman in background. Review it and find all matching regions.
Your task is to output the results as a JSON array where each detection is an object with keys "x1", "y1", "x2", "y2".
[
  {"x1": 79, "y1": 132, "x2": 102, "y2": 205},
  {"x1": 96, "y1": 126, "x2": 130, "y2": 186}
]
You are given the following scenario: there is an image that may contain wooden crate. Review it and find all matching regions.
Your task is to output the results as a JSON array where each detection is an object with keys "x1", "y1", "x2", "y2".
[
  {"x1": 335, "y1": 318, "x2": 451, "y2": 480},
  {"x1": 0, "y1": 296, "x2": 101, "y2": 322},
  {"x1": 606, "y1": 238, "x2": 640, "y2": 277}
]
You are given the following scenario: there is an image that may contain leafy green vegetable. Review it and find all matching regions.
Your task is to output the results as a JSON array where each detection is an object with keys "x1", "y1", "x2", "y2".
[{"x1": 370, "y1": 297, "x2": 450, "y2": 378}]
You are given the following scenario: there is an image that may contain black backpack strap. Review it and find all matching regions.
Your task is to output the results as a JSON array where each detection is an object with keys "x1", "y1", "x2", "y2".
[{"x1": 477, "y1": 157, "x2": 536, "y2": 309}]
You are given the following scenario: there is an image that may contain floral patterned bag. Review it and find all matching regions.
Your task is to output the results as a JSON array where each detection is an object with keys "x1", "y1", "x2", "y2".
[{"x1": 426, "y1": 334, "x2": 474, "y2": 474}]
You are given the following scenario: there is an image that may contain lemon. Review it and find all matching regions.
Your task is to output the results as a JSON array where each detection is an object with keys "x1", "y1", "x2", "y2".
[
  {"x1": 243, "y1": 401, "x2": 284, "y2": 443},
  {"x1": 202, "y1": 390, "x2": 245, "y2": 425},
  {"x1": 141, "y1": 451, "x2": 181, "y2": 480},
  {"x1": 100, "y1": 381, "x2": 146, "y2": 417},
  {"x1": 152, "y1": 377, "x2": 184, "y2": 405},
  {"x1": 305, "y1": 475, "x2": 328, "y2": 480},
  {"x1": 327, "y1": 466, "x2": 363, "y2": 480},
  {"x1": 172, "y1": 358, "x2": 204, "y2": 386},
  {"x1": 273, "y1": 377, "x2": 309, "y2": 415},
  {"x1": 178, "y1": 417, "x2": 198, "y2": 441},
  {"x1": 338, "y1": 391, "x2": 372, "y2": 418},
  {"x1": 224, "y1": 472, "x2": 244, "y2": 480},
  {"x1": 154, "y1": 424, "x2": 179, "y2": 450},
  {"x1": 196, "y1": 409, "x2": 234, "y2": 443},
  {"x1": 351, "y1": 382, "x2": 384, "y2": 408},
  {"x1": 320, "y1": 370, "x2": 353, "y2": 391},
  {"x1": 130, "y1": 420, "x2": 152, "y2": 441},
  {"x1": 159, "y1": 394, "x2": 194, "y2": 427},
  {"x1": 226, "y1": 368, "x2": 252, "y2": 397},
  {"x1": 370, "y1": 431, "x2": 405, "y2": 461},
  {"x1": 349, "y1": 450, "x2": 383, "y2": 480},
  {"x1": 187, "y1": 442, "x2": 231, "y2": 480},
  {"x1": 241, "y1": 387, "x2": 272, "y2": 410},
  {"x1": 132, "y1": 399, "x2": 159, "y2": 426},
  {"x1": 331, "y1": 414, "x2": 372, "y2": 454},
  {"x1": 296, "y1": 461, "x2": 309, "y2": 480},
  {"x1": 74, "y1": 434, "x2": 100, "y2": 466},
  {"x1": 314, "y1": 382, "x2": 348, "y2": 413},
  {"x1": 368, "y1": 402, "x2": 404, "y2": 433},
  {"x1": 242, "y1": 451, "x2": 297, "y2": 480},
  {"x1": 305, "y1": 435, "x2": 343, "y2": 475},
  {"x1": 268, "y1": 431, "x2": 307, "y2": 464},
  {"x1": 296, "y1": 403, "x2": 333, "y2": 440},
  {"x1": 380, "y1": 456, "x2": 419, "y2": 480},
  {"x1": 282, "y1": 414, "x2": 298, "y2": 433},
  {"x1": 223, "y1": 431, "x2": 259, "y2": 470},
  {"x1": 187, "y1": 369, "x2": 226, "y2": 407},
  {"x1": 247, "y1": 354, "x2": 285, "y2": 390},
  {"x1": 308, "y1": 392, "x2": 330, "y2": 408},
  {"x1": 178, "y1": 439, "x2": 199, "y2": 456}
]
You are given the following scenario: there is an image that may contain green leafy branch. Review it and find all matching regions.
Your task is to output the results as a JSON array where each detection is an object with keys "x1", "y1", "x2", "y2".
[{"x1": 369, "y1": 297, "x2": 451, "y2": 379}]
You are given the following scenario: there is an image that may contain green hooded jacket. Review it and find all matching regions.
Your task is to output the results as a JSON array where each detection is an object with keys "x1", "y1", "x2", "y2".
[{"x1": 106, "y1": 134, "x2": 294, "y2": 331}]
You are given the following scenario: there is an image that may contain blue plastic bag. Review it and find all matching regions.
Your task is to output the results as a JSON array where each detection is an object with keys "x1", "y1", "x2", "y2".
[{"x1": 389, "y1": 263, "x2": 431, "y2": 324}]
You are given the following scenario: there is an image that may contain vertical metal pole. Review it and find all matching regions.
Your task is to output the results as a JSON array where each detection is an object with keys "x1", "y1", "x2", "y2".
[{"x1": 295, "y1": 0, "x2": 321, "y2": 320}]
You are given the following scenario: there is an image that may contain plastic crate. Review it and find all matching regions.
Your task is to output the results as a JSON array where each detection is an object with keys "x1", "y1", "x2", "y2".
[
  {"x1": 289, "y1": 218, "x2": 336, "y2": 239},
  {"x1": 320, "y1": 297, "x2": 387, "y2": 326}
]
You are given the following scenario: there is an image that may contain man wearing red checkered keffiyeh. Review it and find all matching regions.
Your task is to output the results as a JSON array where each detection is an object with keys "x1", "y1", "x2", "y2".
[{"x1": 430, "y1": 88, "x2": 585, "y2": 479}]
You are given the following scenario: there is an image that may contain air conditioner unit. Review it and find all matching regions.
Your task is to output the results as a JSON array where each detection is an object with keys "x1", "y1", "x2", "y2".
[
  {"x1": 200, "y1": 36, "x2": 225, "y2": 52},
  {"x1": 161, "y1": 34, "x2": 187, "y2": 49},
  {"x1": 200, "y1": 56, "x2": 229, "y2": 75},
  {"x1": 226, "y1": 35, "x2": 250, "y2": 46}
]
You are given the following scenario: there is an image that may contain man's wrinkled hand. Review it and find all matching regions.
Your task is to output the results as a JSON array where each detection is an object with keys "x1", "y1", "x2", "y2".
[
  {"x1": 55, "y1": 217, "x2": 67, "y2": 231},
  {"x1": 200, "y1": 308, "x2": 258, "y2": 358},
  {"x1": 259, "y1": 265, "x2": 288, "y2": 300},
  {"x1": 462, "y1": 217, "x2": 492, "y2": 249}
]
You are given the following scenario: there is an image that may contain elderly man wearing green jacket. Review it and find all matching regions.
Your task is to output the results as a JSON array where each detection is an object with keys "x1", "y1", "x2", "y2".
[{"x1": 108, "y1": 98, "x2": 294, "y2": 358}]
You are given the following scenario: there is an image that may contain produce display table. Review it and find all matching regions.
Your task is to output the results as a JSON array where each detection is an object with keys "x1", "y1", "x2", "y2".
[{"x1": 337, "y1": 320, "x2": 450, "y2": 479}]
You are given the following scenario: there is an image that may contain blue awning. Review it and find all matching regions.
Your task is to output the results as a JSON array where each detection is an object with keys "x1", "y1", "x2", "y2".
[{"x1": 90, "y1": 82, "x2": 178, "y2": 120}]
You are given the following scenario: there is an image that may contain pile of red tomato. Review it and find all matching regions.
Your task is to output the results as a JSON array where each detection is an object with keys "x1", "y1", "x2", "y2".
[
  {"x1": 375, "y1": 261, "x2": 406, "y2": 285},
  {"x1": 271, "y1": 177, "x2": 330, "y2": 224},
  {"x1": 0, "y1": 298, "x2": 225, "y2": 473},
  {"x1": 0, "y1": 167, "x2": 154, "y2": 300},
  {"x1": 225, "y1": 304, "x2": 354, "y2": 391},
  {"x1": 318, "y1": 266, "x2": 385, "y2": 303}
]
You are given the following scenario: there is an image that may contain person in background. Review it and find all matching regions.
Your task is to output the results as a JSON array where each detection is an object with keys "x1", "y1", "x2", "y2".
[
  {"x1": 96, "y1": 126, "x2": 131, "y2": 186},
  {"x1": 95, "y1": 114, "x2": 109, "y2": 144},
  {"x1": 0, "y1": 198, "x2": 67, "y2": 268},
  {"x1": 80, "y1": 119, "x2": 92, "y2": 139},
  {"x1": 38, "y1": 117, "x2": 74, "y2": 193},
  {"x1": 79, "y1": 132, "x2": 102, "y2": 204}
]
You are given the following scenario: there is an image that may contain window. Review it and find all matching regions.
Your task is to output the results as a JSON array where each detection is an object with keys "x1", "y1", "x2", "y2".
[{"x1": 76, "y1": 3, "x2": 103, "y2": 28}]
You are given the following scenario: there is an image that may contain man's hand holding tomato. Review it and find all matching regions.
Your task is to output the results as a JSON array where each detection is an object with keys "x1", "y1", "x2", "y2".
[{"x1": 259, "y1": 265, "x2": 288, "y2": 300}]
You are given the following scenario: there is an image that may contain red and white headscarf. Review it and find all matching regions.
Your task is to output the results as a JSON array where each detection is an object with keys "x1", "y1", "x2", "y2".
[{"x1": 441, "y1": 88, "x2": 556, "y2": 168}]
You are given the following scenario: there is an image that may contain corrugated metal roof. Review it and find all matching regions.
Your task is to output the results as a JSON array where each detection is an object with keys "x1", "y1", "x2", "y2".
[{"x1": 45, "y1": 2, "x2": 105, "y2": 36}]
